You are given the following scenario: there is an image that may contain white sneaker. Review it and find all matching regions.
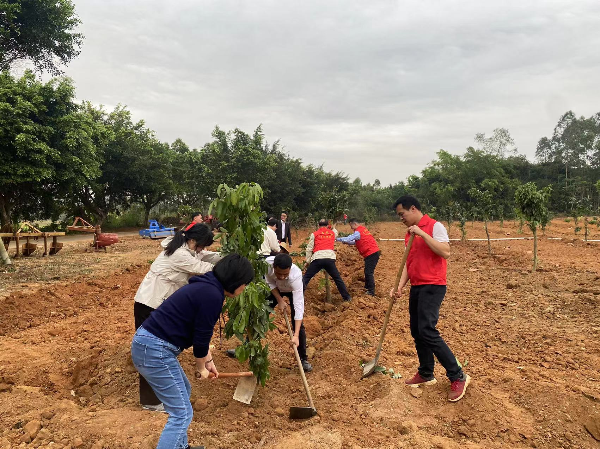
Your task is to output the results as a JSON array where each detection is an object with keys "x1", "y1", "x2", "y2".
[{"x1": 142, "y1": 403, "x2": 167, "y2": 413}]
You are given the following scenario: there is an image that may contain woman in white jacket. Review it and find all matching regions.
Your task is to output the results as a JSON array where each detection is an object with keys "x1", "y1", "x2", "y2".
[{"x1": 134, "y1": 223, "x2": 222, "y2": 411}]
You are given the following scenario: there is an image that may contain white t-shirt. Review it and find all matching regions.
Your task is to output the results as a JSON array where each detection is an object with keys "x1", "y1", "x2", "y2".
[
  {"x1": 432, "y1": 222, "x2": 450, "y2": 242},
  {"x1": 280, "y1": 221, "x2": 286, "y2": 240},
  {"x1": 264, "y1": 256, "x2": 304, "y2": 320}
]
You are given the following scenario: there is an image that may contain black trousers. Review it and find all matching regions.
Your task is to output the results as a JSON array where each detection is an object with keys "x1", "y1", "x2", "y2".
[
  {"x1": 408, "y1": 285, "x2": 462, "y2": 382},
  {"x1": 302, "y1": 258, "x2": 351, "y2": 300},
  {"x1": 133, "y1": 301, "x2": 161, "y2": 406},
  {"x1": 363, "y1": 251, "x2": 380, "y2": 294},
  {"x1": 268, "y1": 292, "x2": 307, "y2": 360}
]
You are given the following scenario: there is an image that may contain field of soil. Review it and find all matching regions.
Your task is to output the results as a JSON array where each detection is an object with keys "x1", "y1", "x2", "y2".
[{"x1": 0, "y1": 219, "x2": 599, "y2": 448}]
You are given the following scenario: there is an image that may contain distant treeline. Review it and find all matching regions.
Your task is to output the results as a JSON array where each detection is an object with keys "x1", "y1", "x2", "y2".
[{"x1": 1, "y1": 71, "x2": 599, "y2": 230}]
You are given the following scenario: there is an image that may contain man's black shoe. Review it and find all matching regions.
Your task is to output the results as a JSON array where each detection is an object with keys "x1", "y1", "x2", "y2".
[
  {"x1": 343, "y1": 297, "x2": 352, "y2": 302},
  {"x1": 301, "y1": 359, "x2": 313, "y2": 372}
]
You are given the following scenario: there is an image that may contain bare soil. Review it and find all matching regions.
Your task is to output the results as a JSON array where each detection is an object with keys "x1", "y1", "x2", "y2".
[{"x1": 0, "y1": 219, "x2": 599, "y2": 448}]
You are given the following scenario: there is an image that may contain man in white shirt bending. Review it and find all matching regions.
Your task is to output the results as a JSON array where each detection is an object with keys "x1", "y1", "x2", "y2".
[{"x1": 265, "y1": 253, "x2": 312, "y2": 372}]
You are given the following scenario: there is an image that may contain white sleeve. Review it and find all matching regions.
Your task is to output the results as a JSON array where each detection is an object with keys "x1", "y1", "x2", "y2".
[
  {"x1": 432, "y1": 222, "x2": 450, "y2": 243},
  {"x1": 290, "y1": 272, "x2": 304, "y2": 321},
  {"x1": 172, "y1": 248, "x2": 214, "y2": 274},
  {"x1": 197, "y1": 250, "x2": 223, "y2": 265},
  {"x1": 305, "y1": 234, "x2": 315, "y2": 262},
  {"x1": 268, "y1": 229, "x2": 280, "y2": 252},
  {"x1": 265, "y1": 262, "x2": 277, "y2": 290}
]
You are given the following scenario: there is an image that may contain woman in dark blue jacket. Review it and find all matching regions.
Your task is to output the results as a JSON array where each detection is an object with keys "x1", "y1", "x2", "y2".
[{"x1": 131, "y1": 254, "x2": 254, "y2": 449}]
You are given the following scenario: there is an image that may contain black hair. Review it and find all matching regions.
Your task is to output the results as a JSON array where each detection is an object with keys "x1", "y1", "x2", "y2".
[
  {"x1": 164, "y1": 223, "x2": 214, "y2": 256},
  {"x1": 191, "y1": 211, "x2": 202, "y2": 220},
  {"x1": 273, "y1": 253, "x2": 292, "y2": 269},
  {"x1": 392, "y1": 195, "x2": 421, "y2": 211},
  {"x1": 348, "y1": 217, "x2": 359, "y2": 224},
  {"x1": 280, "y1": 211, "x2": 287, "y2": 215},
  {"x1": 318, "y1": 219, "x2": 328, "y2": 227},
  {"x1": 213, "y1": 254, "x2": 255, "y2": 294},
  {"x1": 267, "y1": 217, "x2": 277, "y2": 227}
]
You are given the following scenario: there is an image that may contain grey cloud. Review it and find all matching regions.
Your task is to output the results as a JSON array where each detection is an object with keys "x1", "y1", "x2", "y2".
[{"x1": 66, "y1": 0, "x2": 600, "y2": 184}]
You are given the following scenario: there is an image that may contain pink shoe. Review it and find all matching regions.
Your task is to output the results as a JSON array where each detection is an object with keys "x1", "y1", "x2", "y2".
[
  {"x1": 404, "y1": 372, "x2": 437, "y2": 387},
  {"x1": 448, "y1": 374, "x2": 471, "y2": 402}
]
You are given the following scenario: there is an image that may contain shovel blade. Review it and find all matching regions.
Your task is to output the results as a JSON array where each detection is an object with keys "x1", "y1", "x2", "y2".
[
  {"x1": 233, "y1": 375, "x2": 257, "y2": 404},
  {"x1": 289, "y1": 406, "x2": 317, "y2": 420},
  {"x1": 362, "y1": 358, "x2": 378, "y2": 378}
]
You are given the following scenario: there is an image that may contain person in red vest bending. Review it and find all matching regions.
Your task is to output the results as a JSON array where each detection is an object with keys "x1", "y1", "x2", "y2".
[
  {"x1": 391, "y1": 195, "x2": 470, "y2": 402},
  {"x1": 336, "y1": 218, "x2": 380, "y2": 296},
  {"x1": 303, "y1": 219, "x2": 352, "y2": 302}
]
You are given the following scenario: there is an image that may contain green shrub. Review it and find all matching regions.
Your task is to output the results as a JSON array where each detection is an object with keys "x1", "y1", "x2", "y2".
[{"x1": 104, "y1": 206, "x2": 145, "y2": 229}]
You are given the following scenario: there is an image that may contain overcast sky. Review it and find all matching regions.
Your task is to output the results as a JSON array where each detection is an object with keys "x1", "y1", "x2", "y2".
[{"x1": 64, "y1": 0, "x2": 600, "y2": 185}]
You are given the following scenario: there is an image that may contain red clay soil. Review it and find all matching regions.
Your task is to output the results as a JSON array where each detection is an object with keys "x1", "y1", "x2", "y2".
[{"x1": 0, "y1": 219, "x2": 599, "y2": 448}]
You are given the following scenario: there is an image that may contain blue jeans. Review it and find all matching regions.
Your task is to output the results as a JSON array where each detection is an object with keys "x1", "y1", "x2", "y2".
[{"x1": 131, "y1": 327, "x2": 193, "y2": 449}]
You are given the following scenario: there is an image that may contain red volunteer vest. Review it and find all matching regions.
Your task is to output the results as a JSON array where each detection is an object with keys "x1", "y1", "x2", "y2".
[
  {"x1": 312, "y1": 227, "x2": 336, "y2": 253},
  {"x1": 355, "y1": 225, "x2": 379, "y2": 258},
  {"x1": 405, "y1": 214, "x2": 447, "y2": 285}
]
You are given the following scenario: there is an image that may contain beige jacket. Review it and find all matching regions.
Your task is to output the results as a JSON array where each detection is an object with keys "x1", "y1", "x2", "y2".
[{"x1": 134, "y1": 237, "x2": 222, "y2": 309}]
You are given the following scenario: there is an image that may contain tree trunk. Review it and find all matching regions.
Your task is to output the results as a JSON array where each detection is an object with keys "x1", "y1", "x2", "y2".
[
  {"x1": 144, "y1": 205, "x2": 151, "y2": 226},
  {"x1": 95, "y1": 208, "x2": 108, "y2": 227},
  {"x1": 0, "y1": 239, "x2": 11, "y2": 265},
  {"x1": 324, "y1": 271, "x2": 331, "y2": 303},
  {"x1": 484, "y1": 220, "x2": 491, "y2": 255},
  {"x1": 532, "y1": 227, "x2": 538, "y2": 271},
  {"x1": 584, "y1": 217, "x2": 588, "y2": 242},
  {"x1": 0, "y1": 193, "x2": 11, "y2": 228}
]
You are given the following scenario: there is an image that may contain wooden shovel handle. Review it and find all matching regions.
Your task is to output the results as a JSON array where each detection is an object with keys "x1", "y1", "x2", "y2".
[
  {"x1": 284, "y1": 312, "x2": 316, "y2": 411},
  {"x1": 373, "y1": 234, "x2": 414, "y2": 361},
  {"x1": 207, "y1": 372, "x2": 253, "y2": 379},
  {"x1": 392, "y1": 234, "x2": 414, "y2": 294}
]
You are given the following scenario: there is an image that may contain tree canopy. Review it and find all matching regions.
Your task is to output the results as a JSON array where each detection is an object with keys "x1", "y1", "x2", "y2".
[
  {"x1": 0, "y1": 0, "x2": 83, "y2": 74},
  {"x1": 1, "y1": 71, "x2": 599, "y2": 230}
]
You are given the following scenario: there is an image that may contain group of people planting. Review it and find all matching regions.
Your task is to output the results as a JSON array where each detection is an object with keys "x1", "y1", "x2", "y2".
[{"x1": 130, "y1": 196, "x2": 469, "y2": 449}]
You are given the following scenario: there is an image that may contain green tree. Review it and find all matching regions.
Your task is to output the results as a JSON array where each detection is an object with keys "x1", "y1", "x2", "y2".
[
  {"x1": 0, "y1": 71, "x2": 101, "y2": 227},
  {"x1": 126, "y1": 138, "x2": 175, "y2": 225},
  {"x1": 456, "y1": 203, "x2": 468, "y2": 241},
  {"x1": 515, "y1": 183, "x2": 552, "y2": 271},
  {"x1": 468, "y1": 185, "x2": 496, "y2": 255},
  {"x1": 474, "y1": 128, "x2": 517, "y2": 158},
  {"x1": 70, "y1": 104, "x2": 161, "y2": 225},
  {"x1": 0, "y1": 0, "x2": 83, "y2": 75},
  {"x1": 209, "y1": 183, "x2": 275, "y2": 386}
]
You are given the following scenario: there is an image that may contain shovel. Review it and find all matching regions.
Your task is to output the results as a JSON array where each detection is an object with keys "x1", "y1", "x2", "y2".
[
  {"x1": 362, "y1": 234, "x2": 414, "y2": 379},
  {"x1": 283, "y1": 311, "x2": 317, "y2": 419},
  {"x1": 201, "y1": 371, "x2": 258, "y2": 404}
]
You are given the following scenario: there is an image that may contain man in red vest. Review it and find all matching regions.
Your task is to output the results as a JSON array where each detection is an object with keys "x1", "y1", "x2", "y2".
[
  {"x1": 336, "y1": 218, "x2": 380, "y2": 296},
  {"x1": 391, "y1": 195, "x2": 470, "y2": 402},
  {"x1": 303, "y1": 219, "x2": 352, "y2": 301}
]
